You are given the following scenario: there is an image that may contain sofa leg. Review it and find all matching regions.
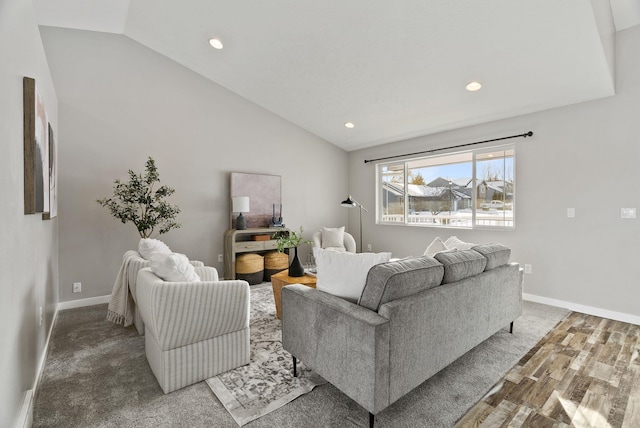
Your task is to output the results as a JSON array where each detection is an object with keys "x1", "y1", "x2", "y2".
[
  {"x1": 369, "y1": 412, "x2": 375, "y2": 428},
  {"x1": 510, "y1": 321, "x2": 514, "y2": 334},
  {"x1": 293, "y1": 356, "x2": 297, "y2": 377}
]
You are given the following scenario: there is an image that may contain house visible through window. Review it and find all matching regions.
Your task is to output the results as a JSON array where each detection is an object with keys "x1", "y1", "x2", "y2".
[{"x1": 376, "y1": 145, "x2": 515, "y2": 229}]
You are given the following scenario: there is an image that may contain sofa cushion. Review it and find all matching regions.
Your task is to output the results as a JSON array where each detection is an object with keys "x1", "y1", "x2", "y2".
[
  {"x1": 314, "y1": 247, "x2": 391, "y2": 303},
  {"x1": 148, "y1": 253, "x2": 200, "y2": 282},
  {"x1": 358, "y1": 256, "x2": 445, "y2": 312},
  {"x1": 138, "y1": 238, "x2": 172, "y2": 259},
  {"x1": 434, "y1": 249, "x2": 486, "y2": 284},
  {"x1": 472, "y1": 243, "x2": 511, "y2": 271}
]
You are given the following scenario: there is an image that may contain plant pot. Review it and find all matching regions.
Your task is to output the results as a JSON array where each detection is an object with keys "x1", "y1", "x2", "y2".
[{"x1": 289, "y1": 247, "x2": 305, "y2": 277}]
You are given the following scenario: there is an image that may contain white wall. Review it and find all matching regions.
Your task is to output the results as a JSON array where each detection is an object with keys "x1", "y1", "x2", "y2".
[
  {"x1": 349, "y1": 25, "x2": 640, "y2": 320},
  {"x1": 0, "y1": 0, "x2": 58, "y2": 426},
  {"x1": 38, "y1": 27, "x2": 349, "y2": 302}
]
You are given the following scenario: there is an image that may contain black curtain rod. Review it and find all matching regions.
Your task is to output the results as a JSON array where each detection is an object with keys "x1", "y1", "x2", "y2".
[{"x1": 363, "y1": 131, "x2": 533, "y2": 164}]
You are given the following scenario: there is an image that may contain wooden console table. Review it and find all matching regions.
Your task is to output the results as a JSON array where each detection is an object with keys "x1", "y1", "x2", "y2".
[{"x1": 223, "y1": 227, "x2": 290, "y2": 280}]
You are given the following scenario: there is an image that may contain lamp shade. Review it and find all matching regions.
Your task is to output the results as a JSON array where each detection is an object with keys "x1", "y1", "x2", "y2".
[
  {"x1": 340, "y1": 195, "x2": 356, "y2": 207},
  {"x1": 232, "y1": 196, "x2": 250, "y2": 213}
]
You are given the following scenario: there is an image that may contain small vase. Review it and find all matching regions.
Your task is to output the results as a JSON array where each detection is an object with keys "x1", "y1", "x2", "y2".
[{"x1": 289, "y1": 247, "x2": 305, "y2": 277}]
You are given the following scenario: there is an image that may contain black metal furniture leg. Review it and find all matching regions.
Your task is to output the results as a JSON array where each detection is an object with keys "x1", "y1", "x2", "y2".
[
  {"x1": 510, "y1": 321, "x2": 514, "y2": 334},
  {"x1": 293, "y1": 356, "x2": 297, "y2": 377},
  {"x1": 369, "y1": 412, "x2": 374, "y2": 428}
]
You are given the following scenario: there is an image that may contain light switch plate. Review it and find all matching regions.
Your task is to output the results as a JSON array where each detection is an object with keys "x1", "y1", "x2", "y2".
[
  {"x1": 621, "y1": 208, "x2": 636, "y2": 219},
  {"x1": 567, "y1": 208, "x2": 575, "y2": 218}
]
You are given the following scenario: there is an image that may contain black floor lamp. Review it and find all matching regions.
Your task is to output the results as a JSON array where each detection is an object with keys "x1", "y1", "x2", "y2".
[{"x1": 340, "y1": 195, "x2": 368, "y2": 253}]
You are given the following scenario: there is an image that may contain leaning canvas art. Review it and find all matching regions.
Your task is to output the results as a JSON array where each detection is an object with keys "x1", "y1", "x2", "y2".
[
  {"x1": 43, "y1": 123, "x2": 57, "y2": 220},
  {"x1": 23, "y1": 77, "x2": 49, "y2": 214}
]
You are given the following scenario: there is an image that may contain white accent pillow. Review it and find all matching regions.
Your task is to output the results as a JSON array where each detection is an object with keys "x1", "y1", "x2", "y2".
[
  {"x1": 444, "y1": 236, "x2": 476, "y2": 251},
  {"x1": 138, "y1": 238, "x2": 172, "y2": 260},
  {"x1": 321, "y1": 226, "x2": 346, "y2": 250},
  {"x1": 314, "y1": 247, "x2": 392, "y2": 303},
  {"x1": 148, "y1": 253, "x2": 200, "y2": 282},
  {"x1": 424, "y1": 237, "x2": 448, "y2": 257}
]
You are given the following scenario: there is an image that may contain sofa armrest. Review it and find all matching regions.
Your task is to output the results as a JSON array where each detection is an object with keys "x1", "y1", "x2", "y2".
[
  {"x1": 137, "y1": 268, "x2": 249, "y2": 350},
  {"x1": 281, "y1": 284, "x2": 390, "y2": 413}
]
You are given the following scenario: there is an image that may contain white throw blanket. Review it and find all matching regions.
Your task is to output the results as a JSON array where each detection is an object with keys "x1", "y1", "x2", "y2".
[{"x1": 106, "y1": 251, "x2": 139, "y2": 326}]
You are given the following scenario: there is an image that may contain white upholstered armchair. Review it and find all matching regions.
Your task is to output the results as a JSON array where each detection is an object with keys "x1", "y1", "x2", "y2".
[
  {"x1": 124, "y1": 250, "x2": 204, "y2": 335},
  {"x1": 312, "y1": 227, "x2": 357, "y2": 253},
  {"x1": 136, "y1": 266, "x2": 250, "y2": 393}
]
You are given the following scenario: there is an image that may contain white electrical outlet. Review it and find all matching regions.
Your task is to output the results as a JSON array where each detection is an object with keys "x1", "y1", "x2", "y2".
[
  {"x1": 367, "y1": 244, "x2": 372, "y2": 251},
  {"x1": 567, "y1": 208, "x2": 575, "y2": 218},
  {"x1": 218, "y1": 254, "x2": 223, "y2": 263},
  {"x1": 621, "y1": 208, "x2": 636, "y2": 219},
  {"x1": 73, "y1": 282, "x2": 82, "y2": 293},
  {"x1": 39, "y1": 306, "x2": 43, "y2": 326},
  {"x1": 524, "y1": 264, "x2": 532, "y2": 274}
]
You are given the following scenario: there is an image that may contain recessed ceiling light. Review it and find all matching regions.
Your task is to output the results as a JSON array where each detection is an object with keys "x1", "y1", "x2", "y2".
[
  {"x1": 344, "y1": 122, "x2": 355, "y2": 129},
  {"x1": 208, "y1": 38, "x2": 223, "y2": 49},
  {"x1": 466, "y1": 81, "x2": 482, "y2": 91}
]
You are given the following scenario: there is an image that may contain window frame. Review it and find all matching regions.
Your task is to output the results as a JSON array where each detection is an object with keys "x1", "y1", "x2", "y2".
[{"x1": 375, "y1": 143, "x2": 516, "y2": 230}]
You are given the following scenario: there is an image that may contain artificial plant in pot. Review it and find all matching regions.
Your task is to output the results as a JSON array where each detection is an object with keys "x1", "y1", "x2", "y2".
[
  {"x1": 97, "y1": 157, "x2": 181, "y2": 238},
  {"x1": 276, "y1": 226, "x2": 310, "y2": 277}
]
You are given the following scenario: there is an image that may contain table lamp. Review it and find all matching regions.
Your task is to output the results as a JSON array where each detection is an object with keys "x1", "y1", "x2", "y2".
[{"x1": 233, "y1": 196, "x2": 250, "y2": 230}]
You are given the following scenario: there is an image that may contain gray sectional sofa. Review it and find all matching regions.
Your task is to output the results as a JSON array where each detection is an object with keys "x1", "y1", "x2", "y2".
[{"x1": 281, "y1": 244, "x2": 523, "y2": 426}]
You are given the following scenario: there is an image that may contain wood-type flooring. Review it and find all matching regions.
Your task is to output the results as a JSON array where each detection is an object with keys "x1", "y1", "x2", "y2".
[{"x1": 456, "y1": 312, "x2": 640, "y2": 427}]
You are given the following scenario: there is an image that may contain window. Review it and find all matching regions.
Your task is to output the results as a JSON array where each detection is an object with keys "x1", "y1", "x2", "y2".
[{"x1": 376, "y1": 145, "x2": 515, "y2": 229}]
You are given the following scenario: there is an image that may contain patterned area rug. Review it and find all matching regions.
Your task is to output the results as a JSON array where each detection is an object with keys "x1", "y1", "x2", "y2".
[{"x1": 206, "y1": 286, "x2": 326, "y2": 426}]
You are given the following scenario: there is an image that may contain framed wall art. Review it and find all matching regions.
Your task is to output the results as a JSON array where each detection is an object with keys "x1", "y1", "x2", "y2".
[
  {"x1": 43, "y1": 123, "x2": 57, "y2": 220},
  {"x1": 23, "y1": 77, "x2": 49, "y2": 215},
  {"x1": 230, "y1": 172, "x2": 282, "y2": 229}
]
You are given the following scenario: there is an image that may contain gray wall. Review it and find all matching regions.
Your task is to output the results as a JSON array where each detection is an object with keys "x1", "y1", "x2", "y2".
[
  {"x1": 348, "y1": 25, "x2": 640, "y2": 319},
  {"x1": 0, "y1": 0, "x2": 59, "y2": 426},
  {"x1": 39, "y1": 27, "x2": 349, "y2": 302}
]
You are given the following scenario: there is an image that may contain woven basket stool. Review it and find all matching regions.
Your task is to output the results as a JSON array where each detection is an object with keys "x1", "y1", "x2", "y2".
[
  {"x1": 236, "y1": 253, "x2": 264, "y2": 285},
  {"x1": 263, "y1": 251, "x2": 289, "y2": 281}
]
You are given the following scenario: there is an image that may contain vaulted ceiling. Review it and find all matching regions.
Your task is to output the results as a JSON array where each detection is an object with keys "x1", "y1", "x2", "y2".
[{"x1": 35, "y1": 1, "x2": 640, "y2": 151}]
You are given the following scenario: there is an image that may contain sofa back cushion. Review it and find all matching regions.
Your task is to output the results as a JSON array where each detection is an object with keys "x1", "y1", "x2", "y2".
[
  {"x1": 358, "y1": 256, "x2": 444, "y2": 312},
  {"x1": 471, "y1": 243, "x2": 511, "y2": 271},
  {"x1": 434, "y1": 249, "x2": 487, "y2": 284}
]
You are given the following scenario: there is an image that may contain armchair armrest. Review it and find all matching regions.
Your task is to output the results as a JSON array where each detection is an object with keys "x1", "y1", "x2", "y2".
[
  {"x1": 281, "y1": 284, "x2": 390, "y2": 413},
  {"x1": 194, "y1": 266, "x2": 219, "y2": 281},
  {"x1": 137, "y1": 268, "x2": 249, "y2": 350}
]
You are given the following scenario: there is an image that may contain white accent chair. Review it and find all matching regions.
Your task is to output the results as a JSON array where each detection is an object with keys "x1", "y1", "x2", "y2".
[
  {"x1": 124, "y1": 250, "x2": 204, "y2": 335},
  {"x1": 312, "y1": 230, "x2": 357, "y2": 253},
  {"x1": 136, "y1": 266, "x2": 250, "y2": 393}
]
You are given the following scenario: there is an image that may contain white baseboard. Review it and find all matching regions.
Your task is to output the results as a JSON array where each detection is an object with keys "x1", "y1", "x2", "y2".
[
  {"x1": 16, "y1": 390, "x2": 33, "y2": 428},
  {"x1": 19, "y1": 301, "x2": 61, "y2": 428},
  {"x1": 57, "y1": 295, "x2": 110, "y2": 310},
  {"x1": 523, "y1": 293, "x2": 640, "y2": 326},
  {"x1": 20, "y1": 295, "x2": 110, "y2": 427}
]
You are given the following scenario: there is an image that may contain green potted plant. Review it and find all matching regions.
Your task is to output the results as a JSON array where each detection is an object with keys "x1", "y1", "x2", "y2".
[
  {"x1": 276, "y1": 226, "x2": 310, "y2": 277},
  {"x1": 97, "y1": 157, "x2": 181, "y2": 238}
]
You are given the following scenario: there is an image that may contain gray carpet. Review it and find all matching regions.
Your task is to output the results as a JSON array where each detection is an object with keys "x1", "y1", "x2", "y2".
[{"x1": 33, "y1": 287, "x2": 569, "y2": 428}]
